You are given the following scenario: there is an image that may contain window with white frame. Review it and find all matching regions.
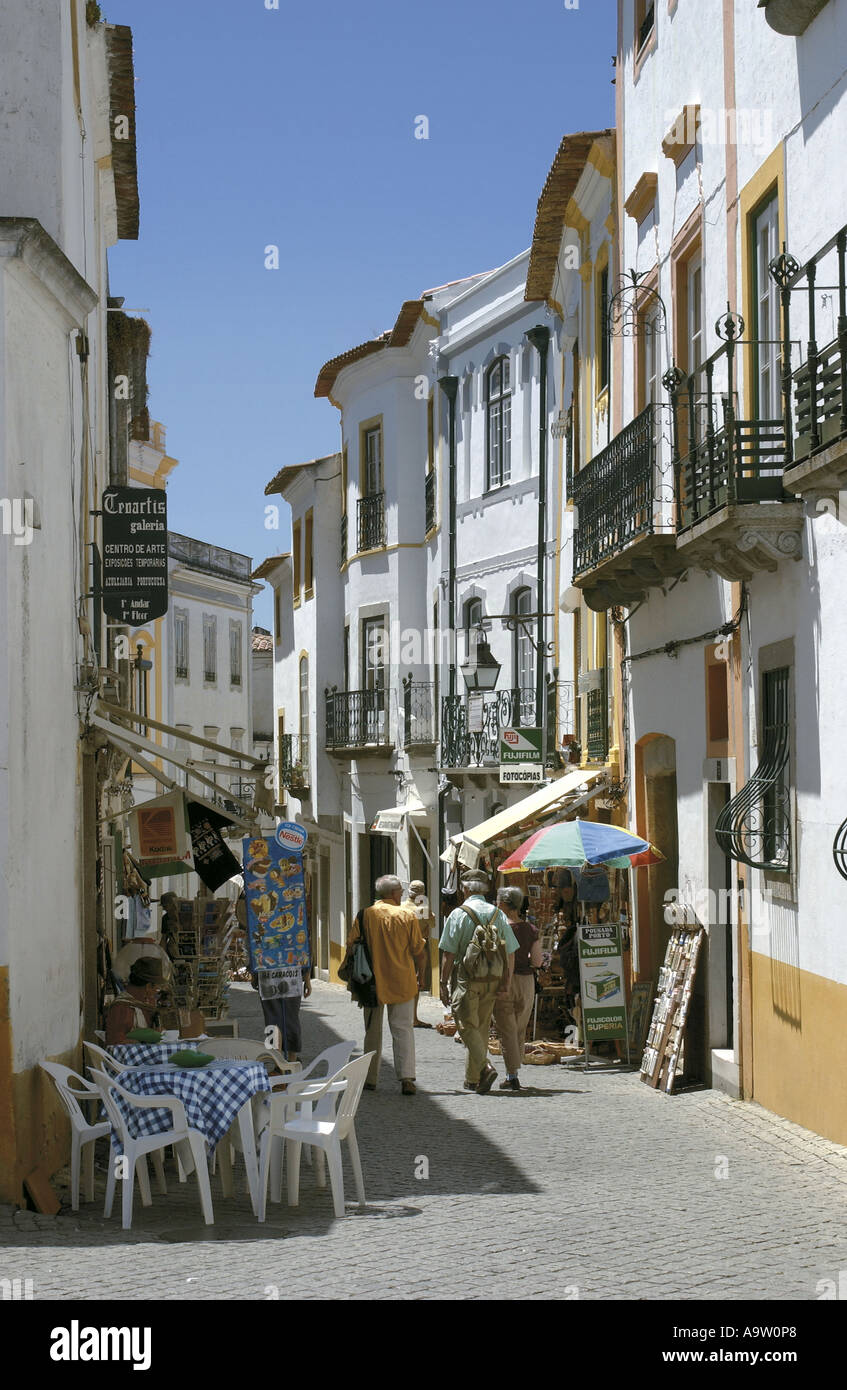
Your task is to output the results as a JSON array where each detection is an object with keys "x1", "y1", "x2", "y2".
[
  {"x1": 203, "y1": 614, "x2": 217, "y2": 683},
  {"x1": 486, "y1": 356, "x2": 511, "y2": 489},
  {"x1": 230, "y1": 620, "x2": 242, "y2": 687},
  {"x1": 753, "y1": 195, "x2": 781, "y2": 421},
  {"x1": 363, "y1": 425, "x2": 382, "y2": 496},
  {"x1": 174, "y1": 608, "x2": 189, "y2": 680},
  {"x1": 299, "y1": 656, "x2": 310, "y2": 771},
  {"x1": 464, "y1": 596, "x2": 483, "y2": 662},
  {"x1": 513, "y1": 588, "x2": 534, "y2": 694}
]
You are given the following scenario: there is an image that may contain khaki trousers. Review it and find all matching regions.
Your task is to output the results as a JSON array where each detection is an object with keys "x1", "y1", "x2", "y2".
[
  {"x1": 363, "y1": 998, "x2": 415, "y2": 1085},
  {"x1": 455, "y1": 979, "x2": 500, "y2": 1084},
  {"x1": 493, "y1": 973, "x2": 536, "y2": 1075}
]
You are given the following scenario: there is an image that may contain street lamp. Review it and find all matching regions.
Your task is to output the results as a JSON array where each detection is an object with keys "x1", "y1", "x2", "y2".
[{"x1": 460, "y1": 628, "x2": 501, "y2": 692}]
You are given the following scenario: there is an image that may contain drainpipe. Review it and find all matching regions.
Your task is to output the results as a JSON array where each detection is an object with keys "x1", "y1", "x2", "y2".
[
  {"x1": 438, "y1": 376, "x2": 458, "y2": 704},
  {"x1": 526, "y1": 326, "x2": 551, "y2": 725}
]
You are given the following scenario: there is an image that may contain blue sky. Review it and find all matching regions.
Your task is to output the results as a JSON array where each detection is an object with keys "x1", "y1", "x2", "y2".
[{"x1": 106, "y1": 0, "x2": 616, "y2": 628}]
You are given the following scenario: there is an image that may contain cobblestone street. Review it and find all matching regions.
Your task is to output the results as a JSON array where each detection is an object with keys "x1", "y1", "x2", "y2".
[{"x1": 3, "y1": 980, "x2": 847, "y2": 1301}]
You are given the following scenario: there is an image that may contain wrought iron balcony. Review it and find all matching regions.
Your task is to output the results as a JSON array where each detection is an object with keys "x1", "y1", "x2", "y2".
[
  {"x1": 571, "y1": 403, "x2": 682, "y2": 610},
  {"x1": 403, "y1": 678, "x2": 436, "y2": 748},
  {"x1": 778, "y1": 223, "x2": 847, "y2": 498},
  {"x1": 440, "y1": 687, "x2": 537, "y2": 769},
  {"x1": 425, "y1": 470, "x2": 437, "y2": 534},
  {"x1": 670, "y1": 319, "x2": 804, "y2": 579},
  {"x1": 357, "y1": 492, "x2": 385, "y2": 552},
  {"x1": 340, "y1": 513, "x2": 348, "y2": 568},
  {"x1": 280, "y1": 732, "x2": 310, "y2": 795},
  {"x1": 325, "y1": 687, "x2": 392, "y2": 753}
]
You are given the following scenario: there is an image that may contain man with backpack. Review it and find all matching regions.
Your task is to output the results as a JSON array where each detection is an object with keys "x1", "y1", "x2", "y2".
[{"x1": 438, "y1": 871, "x2": 519, "y2": 1093}]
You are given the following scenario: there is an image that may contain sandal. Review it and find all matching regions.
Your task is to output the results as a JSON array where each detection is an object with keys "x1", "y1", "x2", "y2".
[{"x1": 414, "y1": 1020, "x2": 433, "y2": 1029}]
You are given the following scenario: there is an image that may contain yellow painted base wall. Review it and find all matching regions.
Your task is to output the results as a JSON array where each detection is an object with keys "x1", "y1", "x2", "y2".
[
  {"x1": 752, "y1": 951, "x2": 847, "y2": 1146},
  {"x1": 329, "y1": 938, "x2": 343, "y2": 985}
]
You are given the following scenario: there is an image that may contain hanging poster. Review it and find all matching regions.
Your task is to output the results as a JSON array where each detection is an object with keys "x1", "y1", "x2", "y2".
[
  {"x1": 128, "y1": 790, "x2": 193, "y2": 878},
  {"x1": 243, "y1": 827, "x2": 310, "y2": 972},
  {"x1": 577, "y1": 922, "x2": 628, "y2": 1042},
  {"x1": 186, "y1": 801, "x2": 241, "y2": 891},
  {"x1": 257, "y1": 966, "x2": 303, "y2": 1000}
]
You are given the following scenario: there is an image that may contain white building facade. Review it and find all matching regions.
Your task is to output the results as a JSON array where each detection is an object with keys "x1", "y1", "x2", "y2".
[{"x1": 565, "y1": 0, "x2": 847, "y2": 1138}]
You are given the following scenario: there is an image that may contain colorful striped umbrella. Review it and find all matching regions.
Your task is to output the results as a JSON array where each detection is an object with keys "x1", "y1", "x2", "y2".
[{"x1": 497, "y1": 819, "x2": 663, "y2": 873}]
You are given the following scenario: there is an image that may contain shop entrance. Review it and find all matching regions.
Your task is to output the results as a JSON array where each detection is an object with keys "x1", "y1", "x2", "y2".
[{"x1": 634, "y1": 734, "x2": 680, "y2": 982}]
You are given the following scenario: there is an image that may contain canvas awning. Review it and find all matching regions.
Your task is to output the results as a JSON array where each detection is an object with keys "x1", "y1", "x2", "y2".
[
  {"x1": 370, "y1": 796, "x2": 427, "y2": 835},
  {"x1": 444, "y1": 767, "x2": 608, "y2": 871}
]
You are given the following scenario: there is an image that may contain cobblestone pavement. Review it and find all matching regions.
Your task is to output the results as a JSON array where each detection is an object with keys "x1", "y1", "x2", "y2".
[{"x1": 3, "y1": 980, "x2": 847, "y2": 1301}]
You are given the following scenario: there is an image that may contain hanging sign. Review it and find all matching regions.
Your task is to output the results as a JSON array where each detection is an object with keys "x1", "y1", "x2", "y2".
[
  {"x1": 499, "y1": 727, "x2": 545, "y2": 784},
  {"x1": 101, "y1": 486, "x2": 168, "y2": 625},
  {"x1": 128, "y1": 790, "x2": 193, "y2": 878},
  {"x1": 186, "y1": 801, "x2": 241, "y2": 892},
  {"x1": 577, "y1": 922, "x2": 628, "y2": 1041},
  {"x1": 243, "y1": 832, "x2": 310, "y2": 972}
]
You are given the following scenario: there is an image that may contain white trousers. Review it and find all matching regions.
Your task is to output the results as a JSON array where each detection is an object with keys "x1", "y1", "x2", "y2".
[{"x1": 363, "y1": 998, "x2": 416, "y2": 1084}]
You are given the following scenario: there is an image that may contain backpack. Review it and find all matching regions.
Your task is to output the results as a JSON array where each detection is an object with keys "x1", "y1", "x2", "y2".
[{"x1": 459, "y1": 903, "x2": 508, "y2": 981}]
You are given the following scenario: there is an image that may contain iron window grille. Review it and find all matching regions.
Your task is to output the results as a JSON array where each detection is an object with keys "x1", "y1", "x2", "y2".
[
  {"x1": 357, "y1": 492, "x2": 385, "y2": 551},
  {"x1": 715, "y1": 665, "x2": 791, "y2": 870},
  {"x1": 425, "y1": 469, "x2": 437, "y2": 533}
]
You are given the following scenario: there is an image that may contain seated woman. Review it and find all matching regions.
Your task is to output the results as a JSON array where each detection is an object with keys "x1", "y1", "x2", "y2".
[{"x1": 105, "y1": 957, "x2": 166, "y2": 1045}]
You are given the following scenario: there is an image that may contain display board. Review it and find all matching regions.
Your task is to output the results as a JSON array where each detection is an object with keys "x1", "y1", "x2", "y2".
[
  {"x1": 577, "y1": 922, "x2": 628, "y2": 1042},
  {"x1": 243, "y1": 825, "x2": 310, "y2": 972},
  {"x1": 640, "y1": 927, "x2": 704, "y2": 1093}
]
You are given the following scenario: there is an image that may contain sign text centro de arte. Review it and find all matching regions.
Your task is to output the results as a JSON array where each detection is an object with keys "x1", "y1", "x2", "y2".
[{"x1": 275, "y1": 821, "x2": 308, "y2": 853}]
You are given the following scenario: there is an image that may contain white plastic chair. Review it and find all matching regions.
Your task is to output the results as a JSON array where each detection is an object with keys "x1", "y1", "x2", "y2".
[
  {"x1": 41, "y1": 1063, "x2": 110, "y2": 1210},
  {"x1": 265, "y1": 1040, "x2": 357, "y2": 1189},
  {"x1": 90, "y1": 1068, "x2": 214, "y2": 1230},
  {"x1": 85, "y1": 1040, "x2": 178, "y2": 1188},
  {"x1": 202, "y1": 1037, "x2": 301, "y2": 1074},
  {"x1": 206, "y1": 1040, "x2": 300, "y2": 1196},
  {"x1": 83, "y1": 1039, "x2": 143, "y2": 1078},
  {"x1": 258, "y1": 1052, "x2": 374, "y2": 1221}
]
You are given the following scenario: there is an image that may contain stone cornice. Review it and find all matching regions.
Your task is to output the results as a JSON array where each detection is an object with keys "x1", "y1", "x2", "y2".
[{"x1": 0, "y1": 218, "x2": 97, "y2": 325}]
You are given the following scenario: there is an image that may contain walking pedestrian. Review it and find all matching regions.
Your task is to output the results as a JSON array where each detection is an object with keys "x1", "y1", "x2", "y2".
[
  {"x1": 407, "y1": 879, "x2": 434, "y2": 1028},
  {"x1": 438, "y1": 871, "x2": 519, "y2": 1094},
  {"x1": 342, "y1": 874, "x2": 427, "y2": 1095},
  {"x1": 492, "y1": 886, "x2": 543, "y2": 1090}
]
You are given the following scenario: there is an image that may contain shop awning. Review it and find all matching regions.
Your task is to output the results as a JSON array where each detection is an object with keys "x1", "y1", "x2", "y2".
[
  {"x1": 370, "y1": 797, "x2": 427, "y2": 835},
  {"x1": 444, "y1": 767, "x2": 608, "y2": 871}
]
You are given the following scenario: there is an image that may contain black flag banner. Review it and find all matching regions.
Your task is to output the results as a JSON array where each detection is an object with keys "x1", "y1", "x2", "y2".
[{"x1": 186, "y1": 800, "x2": 242, "y2": 891}]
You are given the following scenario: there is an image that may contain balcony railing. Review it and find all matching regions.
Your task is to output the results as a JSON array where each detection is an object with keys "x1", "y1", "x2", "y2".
[
  {"x1": 325, "y1": 687, "x2": 391, "y2": 751},
  {"x1": 403, "y1": 678, "x2": 436, "y2": 748},
  {"x1": 585, "y1": 669, "x2": 609, "y2": 763},
  {"x1": 425, "y1": 471, "x2": 437, "y2": 533},
  {"x1": 440, "y1": 687, "x2": 538, "y2": 769},
  {"x1": 781, "y1": 224, "x2": 847, "y2": 465},
  {"x1": 280, "y1": 733, "x2": 310, "y2": 794},
  {"x1": 357, "y1": 492, "x2": 385, "y2": 552},
  {"x1": 676, "y1": 415, "x2": 787, "y2": 529},
  {"x1": 340, "y1": 513, "x2": 347, "y2": 567},
  {"x1": 572, "y1": 403, "x2": 665, "y2": 576}
]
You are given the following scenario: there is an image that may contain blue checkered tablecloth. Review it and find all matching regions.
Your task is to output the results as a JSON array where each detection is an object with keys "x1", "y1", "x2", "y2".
[
  {"x1": 110, "y1": 1060, "x2": 270, "y2": 1153},
  {"x1": 109, "y1": 1039, "x2": 204, "y2": 1068}
]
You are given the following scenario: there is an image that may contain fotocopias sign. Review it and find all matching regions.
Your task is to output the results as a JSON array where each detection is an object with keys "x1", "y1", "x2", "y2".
[{"x1": 101, "y1": 486, "x2": 168, "y2": 624}]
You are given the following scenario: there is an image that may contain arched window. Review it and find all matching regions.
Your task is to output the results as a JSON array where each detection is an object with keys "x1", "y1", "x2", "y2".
[
  {"x1": 512, "y1": 588, "x2": 534, "y2": 698},
  {"x1": 299, "y1": 656, "x2": 310, "y2": 769},
  {"x1": 486, "y1": 356, "x2": 511, "y2": 489}
]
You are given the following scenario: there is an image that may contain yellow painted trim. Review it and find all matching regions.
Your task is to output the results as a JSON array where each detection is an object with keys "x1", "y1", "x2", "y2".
[
  {"x1": 579, "y1": 261, "x2": 594, "y2": 284},
  {"x1": 751, "y1": 950, "x2": 847, "y2": 1145},
  {"x1": 328, "y1": 393, "x2": 342, "y2": 411},
  {"x1": 421, "y1": 308, "x2": 440, "y2": 330},
  {"x1": 738, "y1": 144, "x2": 785, "y2": 418},
  {"x1": 548, "y1": 297, "x2": 565, "y2": 319},
  {"x1": 604, "y1": 213, "x2": 616, "y2": 238}
]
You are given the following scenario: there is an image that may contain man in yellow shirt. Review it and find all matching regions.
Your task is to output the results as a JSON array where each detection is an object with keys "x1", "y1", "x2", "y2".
[{"x1": 344, "y1": 874, "x2": 428, "y2": 1095}]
